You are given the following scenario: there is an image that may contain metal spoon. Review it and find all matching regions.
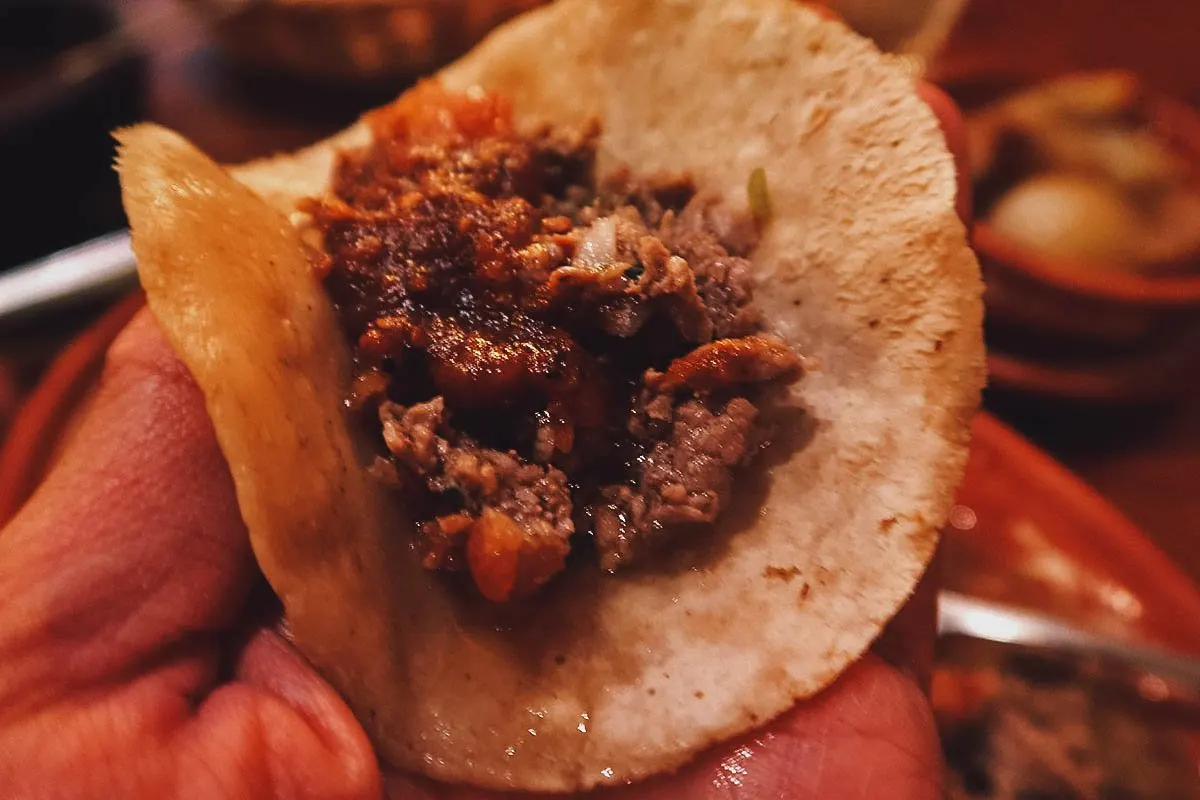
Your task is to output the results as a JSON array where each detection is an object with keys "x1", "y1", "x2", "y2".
[
  {"x1": 0, "y1": 231, "x2": 137, "y2": 325},
  {"x1": 939, "y1": 591, "x2": 1200, "y2": 691}
]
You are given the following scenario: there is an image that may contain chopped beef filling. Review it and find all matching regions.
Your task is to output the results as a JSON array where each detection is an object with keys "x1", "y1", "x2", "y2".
[
  {"x1": 379, "y1": 398, "x2": 572, "y2": 601},
  {"x1": 309, "y1": 83, "x2": 805, "y2": 601},
  {"x1": 595, "y1": 391, "x2": 759, "y2": 571}
]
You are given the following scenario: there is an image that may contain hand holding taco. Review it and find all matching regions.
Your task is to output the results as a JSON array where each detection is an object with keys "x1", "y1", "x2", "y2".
[
  {"x1": 0, "y1": 0, "x2": 983, "y2": 796},
  {"x1": 118, "y1": 0, "x2": 983, "y2": 790}
]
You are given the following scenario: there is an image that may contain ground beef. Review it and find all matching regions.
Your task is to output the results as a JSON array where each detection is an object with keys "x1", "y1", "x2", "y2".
[
  {"x1": 661, "y1": 203, "x2": 762, "y2": 338},
  {"x1": 542, "y1": 208, "x2": 710, "y2": 340},
  {"x1": 312, "y1": 85, "x2": 805, "y2": 601},
  {"x1": 595, "y1": 392, "x2": 759, "y2": 570},
  {"x1": 542, "y1": 193, "x2": 759, "y2": 343},
  {"x1": 380, "y1": 398, "x2": 572, "y2": 599}
]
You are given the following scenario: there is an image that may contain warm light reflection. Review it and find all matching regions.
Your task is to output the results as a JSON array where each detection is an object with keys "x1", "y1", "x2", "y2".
[
  {"x1": 710, "y1": 734, "x2": 775, "y2": 791},
  {"x1": 712, "y1": 744, "x2": 754, "y2": 789},
  {"x1": 1137, "y1": 674, "x2": 1170, "y2": 702},
  {"x1": 1102, "y1": 586, "x2": 1144, "y2": 619},
  {"x1": 949, "y1": 504, "x2": 977, "y2": 530}
]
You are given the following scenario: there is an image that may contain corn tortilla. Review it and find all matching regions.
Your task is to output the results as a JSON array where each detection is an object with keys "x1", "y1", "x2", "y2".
[{"x1": 117, "y1": 0, "x2": 984, "y2": 790}]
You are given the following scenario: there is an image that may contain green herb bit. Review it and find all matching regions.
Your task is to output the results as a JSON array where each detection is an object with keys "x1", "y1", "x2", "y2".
[{"x1": 748, "y1": 167, "x2": 772, "y2": 225}]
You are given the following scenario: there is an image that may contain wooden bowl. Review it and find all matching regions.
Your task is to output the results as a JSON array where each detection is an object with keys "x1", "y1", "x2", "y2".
[{"x1": 971, "y1": 81, "x2": 1200, "y2": 341}]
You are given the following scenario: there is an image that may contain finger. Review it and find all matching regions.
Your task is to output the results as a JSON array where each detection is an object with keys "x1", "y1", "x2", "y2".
[
  {"x1": 0, "y1": 310, "x2": 254, "y2": 714},
  {"x1": 917, "y1": 82, "x2": 972, "y2": 224},
  {"x1": 178, "y1": 628, "x2": 381, "y2": 800},
  {"x1": 607, "y1": 655, "x2": 940, "y2": 800},
  {"x1": 382, "y1": 655, "x2": 939, "y2": 800},
  {"x1": 0, "y1": 312, "x2": 382, "y2": 799}
]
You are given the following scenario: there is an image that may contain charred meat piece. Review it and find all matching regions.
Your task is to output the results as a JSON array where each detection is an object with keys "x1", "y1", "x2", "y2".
[{"x1": 655, "y1": 336, "x2": 804, "y2": 393}]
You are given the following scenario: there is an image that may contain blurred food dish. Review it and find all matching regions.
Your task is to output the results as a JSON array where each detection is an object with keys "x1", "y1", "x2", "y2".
[
  {"x1": 972, "y1": 72, "x2": 1200, "y2": 277},
  {"x1": 937, "y1": 639, "x2": 1200, "y2": 799},
  {"x1": 947, "y1": 71, "x2": 1200, "y2": 404},
  {"x1": 187, "y1": 0, "x2": 548, "y2": 82},
  {"x1": 940, "y1": 413, "x2": 1200, "y2": 797}
]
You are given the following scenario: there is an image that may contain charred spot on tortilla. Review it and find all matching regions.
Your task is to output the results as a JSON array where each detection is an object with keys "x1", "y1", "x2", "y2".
[{"x1": 303, "y1": 82, "x2": 805, "y2": 602}]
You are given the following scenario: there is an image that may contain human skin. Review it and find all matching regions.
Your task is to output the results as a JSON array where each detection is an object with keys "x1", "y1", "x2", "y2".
[{"x1": 0, "y1": 81, "x2": 969, "y2": 799}]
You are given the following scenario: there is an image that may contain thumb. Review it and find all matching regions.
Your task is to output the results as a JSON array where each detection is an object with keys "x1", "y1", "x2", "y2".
[
  {"x1": 0, "y1": 310, "x2": 379, "y2": 800},
  {"x1": 0, "y1": 309, "x2": 254, "y2": 706}
]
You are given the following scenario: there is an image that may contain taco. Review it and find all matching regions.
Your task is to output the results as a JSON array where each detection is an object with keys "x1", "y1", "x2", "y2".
[{"x1": 115, "y1": 0, "x2": 984, "y2": 791}]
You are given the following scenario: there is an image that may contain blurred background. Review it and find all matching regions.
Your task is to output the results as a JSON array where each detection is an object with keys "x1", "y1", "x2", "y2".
[{"x1": 2, "y1": 0, "x2": 1200, "y2": 796}]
